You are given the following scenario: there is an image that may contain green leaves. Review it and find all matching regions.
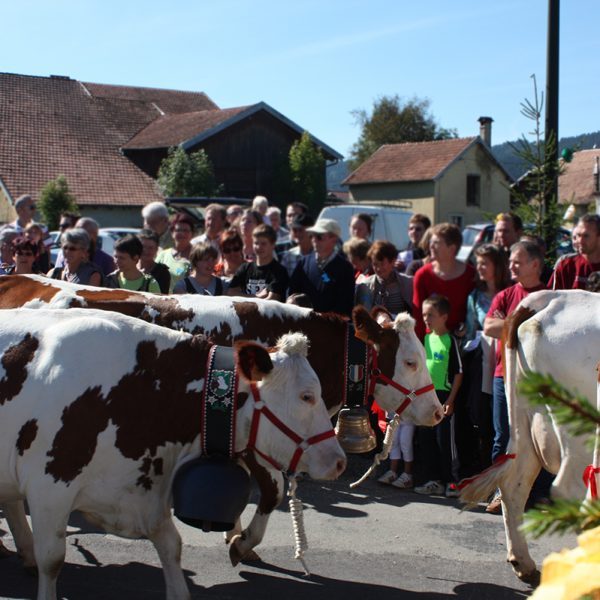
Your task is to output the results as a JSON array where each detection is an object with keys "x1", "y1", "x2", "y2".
[
  {"x1": 157, "y1": 147, "x2": 220, "y2": 198},
  {"x1": 348, "y1": 95, "x2": 457, "y2": 170},
  {"x1": 37, "y1": 175, "x2": 79, "y2": 230},
  {"x1": 289, "y1": 131, "x2": 325, "y2": 215}
]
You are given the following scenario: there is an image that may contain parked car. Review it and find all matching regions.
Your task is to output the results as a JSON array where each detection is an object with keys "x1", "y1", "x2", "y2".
[
  {"x1": 457, "y1": 222, "x2": 574, "y2": 264},
  {"x1": 49, "y1": 228, "x2": 140, "y2": 266},
  {"x1": 317, "y1": 204, "x2": 413, "y2": 249}
]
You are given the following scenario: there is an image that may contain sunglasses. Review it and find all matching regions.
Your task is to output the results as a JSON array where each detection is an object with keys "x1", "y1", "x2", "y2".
[
  {"x1": 173, "y1": 227, "x2": 192, "y2": 233},
  {"x1": 310, "y1": 233, "x2": 327, "y2": 241},
  {"x1": 16, "y1": 250, "x2": 34, "y2": 256},
  {"x1": 59, "y1": 223, "x2": 70, "y2": 229},
  {"x1": 222, "y1": 245, "x2": 242, "y2": 253},
  {"x1": 62, "y1": 245, "x2": 83, "y2": 252},
  {"x1": 28, "y1": 205, "x2": 36, "y2": 210}
]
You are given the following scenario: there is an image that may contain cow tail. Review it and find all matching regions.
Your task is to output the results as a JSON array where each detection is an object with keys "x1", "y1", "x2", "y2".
[{"x1": 459, "y1": 306, "x2": 535, "y2": 506}]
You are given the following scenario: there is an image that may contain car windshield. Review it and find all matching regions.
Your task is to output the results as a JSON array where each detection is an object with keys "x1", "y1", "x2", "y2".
[{"x1": 462, "y1": 227, "x2": 481, "y2": 248}]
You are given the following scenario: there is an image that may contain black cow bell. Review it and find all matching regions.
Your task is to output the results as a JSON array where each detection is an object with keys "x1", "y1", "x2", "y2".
[{"x1": 172, "y1": 456, "x2": 250, "y2": 532}]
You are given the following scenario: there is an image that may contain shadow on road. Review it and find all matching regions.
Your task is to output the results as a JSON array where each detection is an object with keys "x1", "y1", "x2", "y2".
[{"x1": 0, "y1": 553, "x2": 528, "y2": 600}]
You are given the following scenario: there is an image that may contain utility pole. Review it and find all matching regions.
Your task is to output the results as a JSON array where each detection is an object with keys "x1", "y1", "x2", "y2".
[{"x1": 545, "y1": 0, "x2": 560, "y2": 216}]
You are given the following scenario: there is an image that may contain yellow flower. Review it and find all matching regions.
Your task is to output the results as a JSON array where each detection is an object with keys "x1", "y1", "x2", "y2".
[{"x1": 530, "y1": 525, "x2": 600, "y2": 600}]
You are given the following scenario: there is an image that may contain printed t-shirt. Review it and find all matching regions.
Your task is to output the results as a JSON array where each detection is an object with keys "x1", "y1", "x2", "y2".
[
  {"x1": 230, "y1": 260, "x2": 289, "y2": 299},
  {"x1": 549, "y1": 254, "x2": 600, "y2": 290}
]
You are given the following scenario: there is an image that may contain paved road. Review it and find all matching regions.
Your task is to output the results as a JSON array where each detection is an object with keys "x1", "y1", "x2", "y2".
[{"x1": 0, "y1": 455, "x2": 576, "y2": 599}]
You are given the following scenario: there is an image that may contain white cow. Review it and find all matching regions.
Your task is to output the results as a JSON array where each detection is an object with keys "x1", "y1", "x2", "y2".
[
  {"x1": 0, "y1": 308, "x2": 346, "y2": 600},
  {"x1": 460, "y1": 290, "x2": 600, "y2": 582},
  {"x1": 0, "y1": 274, "x2": 443, "y2": 565}
]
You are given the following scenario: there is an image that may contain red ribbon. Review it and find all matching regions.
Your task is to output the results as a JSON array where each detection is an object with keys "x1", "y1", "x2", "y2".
[
  {"x1": 457, "y1": 453, "x2": 516, "y2": 491},
  {"x1": 583, "y1": 465, "x2": 600, "y2": 500}
]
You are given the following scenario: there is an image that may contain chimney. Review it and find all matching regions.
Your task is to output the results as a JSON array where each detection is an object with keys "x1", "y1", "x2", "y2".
[{"x1": 478, "y1": 116, "x2": 493, "y2": 148}]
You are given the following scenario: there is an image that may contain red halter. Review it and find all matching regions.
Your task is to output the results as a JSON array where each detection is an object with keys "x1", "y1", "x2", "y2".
[
  {"x1": 366, "y1": 346, "x2": 436, "y2": 417},
  {"x1": 244, "y1": 383, "x2": 337, "y2": 474}
]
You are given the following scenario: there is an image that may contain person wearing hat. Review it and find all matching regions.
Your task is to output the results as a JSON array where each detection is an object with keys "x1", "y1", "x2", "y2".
[
  {"x1": 279, "y1": 213, "x2": 315, "y2": 276},
  {"x1": 288, "y1": 218, "x2": 355, "y2": 317}
]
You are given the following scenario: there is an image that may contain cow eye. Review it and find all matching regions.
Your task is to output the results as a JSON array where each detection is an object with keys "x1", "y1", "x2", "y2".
[
  {"x1": 300, "y1": 392, "x2": 314, "y2": 403},
  {"x1": 404, "y1": 360, "x2": 417, "y2": 370}
]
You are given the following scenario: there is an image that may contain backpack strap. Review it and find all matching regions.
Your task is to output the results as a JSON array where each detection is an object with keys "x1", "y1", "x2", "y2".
[{"x1": 183, "y1": 277, "x2": 197, "y2": 294}]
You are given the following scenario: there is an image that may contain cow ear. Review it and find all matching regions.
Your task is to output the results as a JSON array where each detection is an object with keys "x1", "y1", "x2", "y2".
[
  {"x1": 235, "y1": 341, "x2": 274, "y2": 382},
  {"x1": 371, "y1": 306, "x2": 393, "y2": 326},
  {"x1": 352, "y1": 305, "x2": 382, "y2": 344}
]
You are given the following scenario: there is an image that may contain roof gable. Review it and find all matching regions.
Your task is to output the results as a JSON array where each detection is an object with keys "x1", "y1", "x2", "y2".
[
  {"x1": 124, "y1": 102, "x2": 343, "y2": 161},
  {"x1": 0, "y1": 72, "x2": 165, "y2": 206},
  {"x1": 559, "y1": 148, "x2": 600, "y2": 205},
  {"x1": 343, "y1": 137, "x2": 479, "y2": 185}
]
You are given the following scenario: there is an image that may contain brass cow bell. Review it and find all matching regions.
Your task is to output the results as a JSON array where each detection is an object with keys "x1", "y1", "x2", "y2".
[{"x1": 334, "y1": 407, "x2": 376, "y2": 454}]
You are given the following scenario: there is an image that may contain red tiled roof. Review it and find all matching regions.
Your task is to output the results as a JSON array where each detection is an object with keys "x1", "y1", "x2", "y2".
[
  {"x1": 83, "y1": 82, "x2": 218, "y2": 114},
  {"x1": 559, "y1": 148, "x2": 600, "y2": 205},
  {"x1": 343, "y1": 138, "x2": 477, "y2": 185},
  {"x1": 123, "y1": 106, "x2": 250, "y2": 149},
  {"x1": 0, "y1": 73, "x2": 220, "y2": 207}
]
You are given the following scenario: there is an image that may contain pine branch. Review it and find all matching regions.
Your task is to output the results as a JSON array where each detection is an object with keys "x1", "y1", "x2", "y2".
[
  {"x1": 518, "y1": 371, "x2": 600, "y2": 439},
  {"x1": 522, "y1": 499, "x2": 600, "y2": 538}
]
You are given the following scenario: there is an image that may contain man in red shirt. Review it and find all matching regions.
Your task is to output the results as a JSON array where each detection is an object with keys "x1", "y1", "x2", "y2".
[
  {"x1": 550, "y1": 213, "x2": 600, "y2": 290},
  {"x1": 483, "y1": 241, "x2": 546, "y2": 513}
]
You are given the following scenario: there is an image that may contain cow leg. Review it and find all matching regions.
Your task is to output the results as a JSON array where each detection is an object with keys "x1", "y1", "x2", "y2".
[
  {"x1": 229, "y1": 470, "x2": 284, "y2": 567},
  {"x1": 28, "y1": 500, "x2": 71, "y2": 600},
  {"x1": 147, "y1": 516, "x2": 190, "y2": 600},
  {"x1": 500, "y1": 449, "x2": 541, "y2": 584},
  {"x1": 3, "y1": 500, "x2": 36, "y2": 573}
]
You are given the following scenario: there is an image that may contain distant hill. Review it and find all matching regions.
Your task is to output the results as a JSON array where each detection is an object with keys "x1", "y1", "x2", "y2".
[
  {"x1": 492, "y1": 131, "x2": 600, "y2": 180},
  {"x1": 327, "y1": 131, "x2": 600, "y2": 190}
]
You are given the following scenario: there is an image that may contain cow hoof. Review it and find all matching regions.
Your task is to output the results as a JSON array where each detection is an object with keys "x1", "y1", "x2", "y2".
[
  {"x1": 240, "y1": 550, "x2": 261, "y2": 563},
  {"x1": 229, "y1": 536, "x2": 261, "y2": 567},
  {"x1": 518, "y1": 569, "x2": 541, "y2": 587}
]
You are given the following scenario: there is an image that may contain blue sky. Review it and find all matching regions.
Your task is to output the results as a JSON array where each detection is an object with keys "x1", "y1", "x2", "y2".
[{"x1": 3, "y1": 1, "x2": 597, "y2": 159}]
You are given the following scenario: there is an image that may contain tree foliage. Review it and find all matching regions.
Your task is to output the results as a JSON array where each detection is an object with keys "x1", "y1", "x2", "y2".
[
  {"x1": 37, "y1": 175, "x2": 79, "y2": 230},
  {"x1": 157, "y1": 147, "x2": 220, "y2": 197},
  {"x1": 509, "y1": 76, "x2": 565, "y2": 258},
  {"x1": 348, "y1": 95, "x2": 457, "y2": 170},
  {"x1": 289, "y1": 131, "x2": 326, "y2": 215}
]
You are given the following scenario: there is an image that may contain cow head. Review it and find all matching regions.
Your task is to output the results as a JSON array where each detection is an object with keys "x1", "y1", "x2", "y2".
[
  {"x1": 353, "y1": 306, "x2": 443, "y2": 427},
  {"x1": 235, "y1": 333, "x2": 346, "y2": 480}
]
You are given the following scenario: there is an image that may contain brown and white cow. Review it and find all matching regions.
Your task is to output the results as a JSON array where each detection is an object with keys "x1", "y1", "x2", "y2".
[
  {"x1": 460, "y1": 290, "x2": 600, "y2": 582},
  {"x1": 0, "y1": 308, "x2": 346, "y2": 600},
  {"x1": 0, "y1": 274, "x2": 443, "y2": 564}
]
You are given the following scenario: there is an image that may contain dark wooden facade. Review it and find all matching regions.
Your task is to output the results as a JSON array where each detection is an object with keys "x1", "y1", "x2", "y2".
[{"x1": 124, "y1": 109, "x2": 330, "y2": 206}]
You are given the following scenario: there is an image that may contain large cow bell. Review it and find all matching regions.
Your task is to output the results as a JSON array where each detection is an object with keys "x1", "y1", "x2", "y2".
[
  {"x1": 172, "y1": 456, "x2": 250, "y2": 532},
  {"x1": 334, "y1": 406, "x2": 376, "y2": 454}
]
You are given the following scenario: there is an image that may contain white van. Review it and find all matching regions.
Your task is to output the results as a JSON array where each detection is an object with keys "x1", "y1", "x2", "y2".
[{"x1": 317, "y1": 204, "x2": 412, "y2": 249}]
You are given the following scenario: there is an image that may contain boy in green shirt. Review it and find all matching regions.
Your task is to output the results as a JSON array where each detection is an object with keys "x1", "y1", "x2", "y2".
[
  {"x1": 414, "y1": 294, "x2": 463, "y2": 497},
  {"x1": 108, "y1": 234, "x2": 161, "y2": 293}
]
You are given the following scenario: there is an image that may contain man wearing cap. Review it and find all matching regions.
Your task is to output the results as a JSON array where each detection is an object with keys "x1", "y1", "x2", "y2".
[{"x1": 289, "y1": 218, "x2": 355, "y2": 316}]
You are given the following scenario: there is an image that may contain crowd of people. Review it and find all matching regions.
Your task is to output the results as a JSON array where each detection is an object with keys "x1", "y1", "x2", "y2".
[{"x1": 2, "y1": 193, "x2": 600, "y2": 513}]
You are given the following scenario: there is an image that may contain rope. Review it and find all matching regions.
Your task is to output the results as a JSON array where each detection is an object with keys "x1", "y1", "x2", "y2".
[
  {"x1": 287, "y1": 476, "x2": 310, "y2": 576},
  {"x1": 349, "y1": 415, "x2": 401, "y2": 488}
]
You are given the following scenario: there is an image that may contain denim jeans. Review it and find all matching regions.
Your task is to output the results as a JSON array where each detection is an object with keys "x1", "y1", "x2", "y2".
[{"x1": 492, "y1": 376, "x2": 509, "y2": 462}]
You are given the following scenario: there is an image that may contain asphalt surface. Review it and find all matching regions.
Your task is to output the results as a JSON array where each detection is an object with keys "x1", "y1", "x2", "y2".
[{"x1": 0, "y1": 454, "x2": 577, "y2": 600}]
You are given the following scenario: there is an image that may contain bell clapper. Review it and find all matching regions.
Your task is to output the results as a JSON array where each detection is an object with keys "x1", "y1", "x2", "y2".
[
  {"x1": 350, "y1": 415, "x2": 401, "y2": 488},
  {"x1": 288, "y1": 475, "x2": 310, "y2": 577}
]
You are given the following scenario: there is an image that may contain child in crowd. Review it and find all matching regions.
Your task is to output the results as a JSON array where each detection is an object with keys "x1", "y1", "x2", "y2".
[
  {"x1": 173, "y1": 242, "x2": 224, "y2": 295},
  {"x1": 414, "y1": 294, "x2": 463, "y2": 497},
  {"x1": 107, "y1": 234, "x2": 161, "y2": 293},
  {"x1": 227, "y1": 224, "x2": 289, "y2": 301},
  {"x1": 377, "y1": 421, "x2": 415, "y2": 489}
]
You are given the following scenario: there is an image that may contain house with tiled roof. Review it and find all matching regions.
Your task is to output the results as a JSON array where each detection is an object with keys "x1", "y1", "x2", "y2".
[
  {"x1": 343, "y1": 119, "x2": 512, "y2": 227},
  {"x1": 0, "y1": 72, "x2": 341, "y2": 227},
  {"x1": 558, "y1": 148, "x2": 600, "y2": 215}
]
